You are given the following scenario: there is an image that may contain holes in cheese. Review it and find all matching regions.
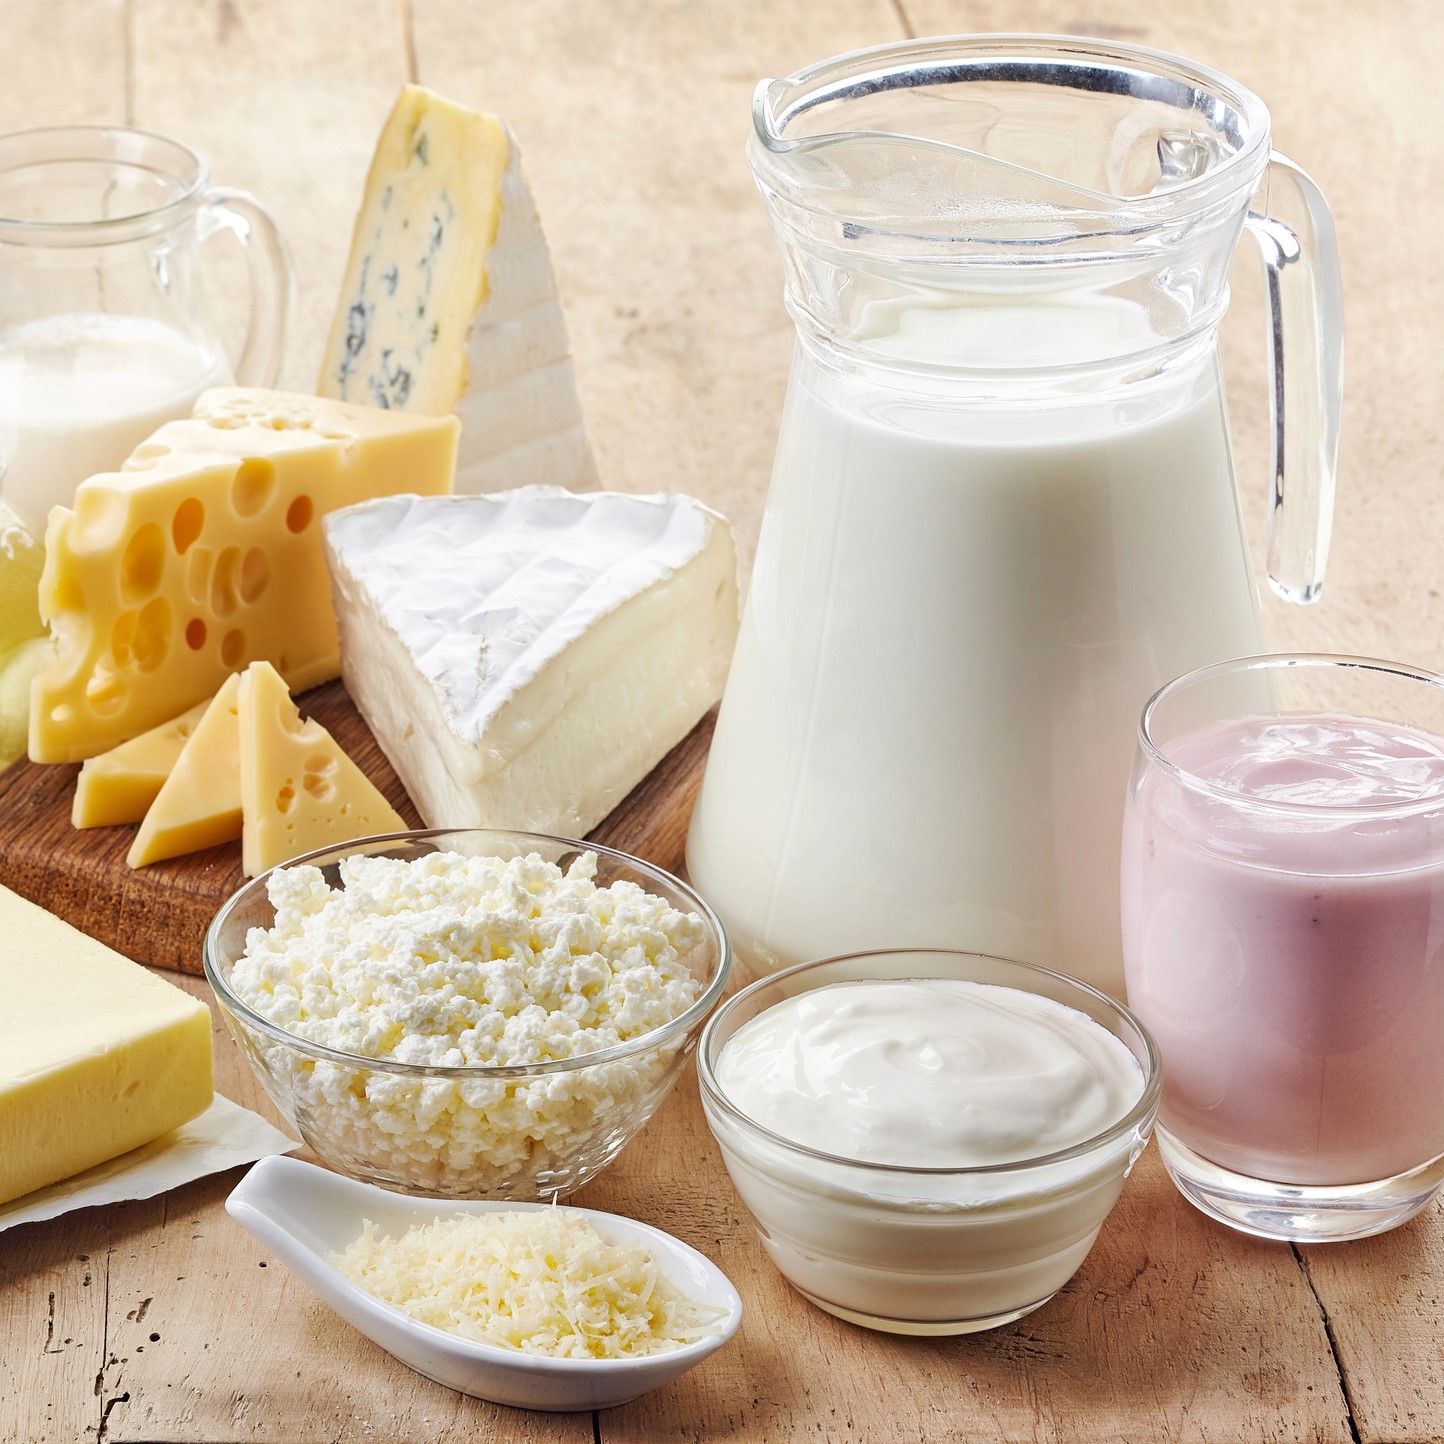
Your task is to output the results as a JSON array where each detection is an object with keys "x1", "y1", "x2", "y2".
[
  {"x1": 221, "y1": 629, "x2": 247, "y2": 670},
  {"x1": 238, "y1": 660, "x2": 405, "y2": 876},
  {"x1": 232, "y1": 458, "x2": 276, "y2": 518},
  {"x1": 285, "y1": 496, "x2": 313, "y2": 534},
  {"x1": 120, "y1": 523, "x2": 165, "y2": 602},
  {"x1": 29, "y1": 387, "x2": 457, "y2": 763},
  {"x1": 172, "y1": 497, "x2": 205, "y2": 553},
  {"x1": 85, "y1": 671, "x2": 127, "y2": 717},
  {"x1": 240, "y1": 548, "x2": 270, "y2": 604}
]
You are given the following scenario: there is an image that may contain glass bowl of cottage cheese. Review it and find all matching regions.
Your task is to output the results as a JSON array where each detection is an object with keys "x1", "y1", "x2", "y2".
[{"x1": 205, "y1": 829, "x2": 731, "y2": 1200}]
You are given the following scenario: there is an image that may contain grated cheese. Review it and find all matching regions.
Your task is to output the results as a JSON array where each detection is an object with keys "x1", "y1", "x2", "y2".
[{"x1": 332, "y1": 1208, "x2": 724, "y2": 1359}]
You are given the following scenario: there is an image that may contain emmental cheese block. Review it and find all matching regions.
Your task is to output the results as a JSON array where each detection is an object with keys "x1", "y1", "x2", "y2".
[
  {"x1": 0, "y1": 885, "x2": 213, "y2": 1206},
  {"x1": 128, "y1": 673, "x2": 242, "y2": 868},
  {"x1": 318, "y1": 85, "x2": 596, "y2": 495},
  {"x1": 323, "y1": 489, "x2": 740, "y2": 836},
  {"x1": 73, "y1": 694, "x2": 212, "y2": 828},
  {"x1": 29, "y1": 388, "x2": 457, "y2": 764},
  {"x1": 238, "y1": 661, "x2": 406, "y2": 876}
]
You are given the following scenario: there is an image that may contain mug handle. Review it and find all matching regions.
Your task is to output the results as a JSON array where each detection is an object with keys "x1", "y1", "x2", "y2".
[
  {"x1": 197, "y1": 188, "x2": 295, "y2": 389},
  {"x1": 1242, "y1": 151, "x2": 1345, "y2": 606}
]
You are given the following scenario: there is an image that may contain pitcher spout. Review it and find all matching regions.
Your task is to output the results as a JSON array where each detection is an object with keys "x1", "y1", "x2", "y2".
[{"x1": 747, "y1": 35, "x2": 1276, "y2": 372}]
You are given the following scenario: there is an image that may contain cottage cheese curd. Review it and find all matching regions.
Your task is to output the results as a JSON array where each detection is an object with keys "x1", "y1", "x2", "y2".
[{"x1": 231, "y1": 850, "x2": 706, "y2": 1195}]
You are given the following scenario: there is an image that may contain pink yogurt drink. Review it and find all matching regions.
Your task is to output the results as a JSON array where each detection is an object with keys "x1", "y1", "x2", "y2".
[{"x1": 1122, "y1": 709, "x2": 1444, "y2": 1190}]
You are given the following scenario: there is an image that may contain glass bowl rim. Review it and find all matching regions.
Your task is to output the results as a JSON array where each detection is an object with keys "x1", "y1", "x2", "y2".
[
  {"x1": 1139, "y1": 651, "x2": 1444, "y2": 819},
  {"x1": 697, "y1": 948, "x2": 1162, "y2": 1177},
  {"x1": 203, "y1": 827, "x2": 733, "y2": 1080}
]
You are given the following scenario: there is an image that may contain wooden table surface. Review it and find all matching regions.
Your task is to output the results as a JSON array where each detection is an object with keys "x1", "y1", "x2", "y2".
[{"x1": 3, "y1": 1, "x2": 1442, "y2": 1441}]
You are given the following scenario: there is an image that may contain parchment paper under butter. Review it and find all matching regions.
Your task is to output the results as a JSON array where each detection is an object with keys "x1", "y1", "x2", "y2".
[{"x1": 0, "y1": 1094, "x2": 299, "y2": 1233}]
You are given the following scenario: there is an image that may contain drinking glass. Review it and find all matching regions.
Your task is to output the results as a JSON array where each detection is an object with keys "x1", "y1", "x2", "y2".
[{"x1": 1122, "y1": 653, "x2": 1444, "y2": 1240}]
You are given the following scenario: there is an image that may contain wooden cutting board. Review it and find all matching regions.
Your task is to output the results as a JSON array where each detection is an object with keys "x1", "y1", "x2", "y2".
[{"x1": 0, "y1": 682, "x2": 716, "y2": 976}]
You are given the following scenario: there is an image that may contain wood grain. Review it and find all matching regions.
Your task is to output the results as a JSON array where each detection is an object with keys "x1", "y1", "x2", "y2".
[
  {"x1": 0, "y1": 688, "x2": 713, "y2": 976},
  {"x1": 4, "y1": 1, "x2": 1444, "y2": 1442},
  {"x1": 581, "y1": 1045, "x2": 1356, "y2": 1444},
  {"x1": 0, "y1": 682, "x2": 417, "y2": 974}
]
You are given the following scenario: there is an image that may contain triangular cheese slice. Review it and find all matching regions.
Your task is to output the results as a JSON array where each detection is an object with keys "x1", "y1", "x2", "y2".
[
  {"x1": 127, "y1": 674, "x2": 241, "y2": 868},
  {"x1": 317, "y1": 84, "x2": 595, "y2": 495},
  {"x1": 238, "y1": 661, "x2": 405, "y2": 876},
  {"x1": 73, "y1": 696, "x2": 213, "y2": 828}
]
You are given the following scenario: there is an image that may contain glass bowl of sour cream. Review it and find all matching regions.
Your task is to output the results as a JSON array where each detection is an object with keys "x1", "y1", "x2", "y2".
[
  {"x1": 205, "y1": 829, "x2": 731, "y2": 1201},
  {"x1": 698, "y1": 950, "x2": 1161, "y2": 1335}
]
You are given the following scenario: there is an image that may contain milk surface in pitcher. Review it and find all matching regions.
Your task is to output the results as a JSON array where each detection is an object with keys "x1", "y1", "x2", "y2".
[
  {"x1": 0, "y1": 313, "x2": 231, "y2": 534},
  {"x1": 688, "y1": 293, "x2": 1265, "y2": 997}
]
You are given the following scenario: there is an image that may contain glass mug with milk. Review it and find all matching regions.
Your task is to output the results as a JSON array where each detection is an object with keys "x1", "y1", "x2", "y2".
[
  {"x1": 688, "y1": 36, "x2": 1343, "y2": 997},
  {"x1": 0, "y1": 126, "x2": 293, "y2": 535}
]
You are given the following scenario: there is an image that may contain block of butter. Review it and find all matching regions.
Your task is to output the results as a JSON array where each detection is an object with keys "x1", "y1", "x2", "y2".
[{"x1": 0, "y1": 887, "x2": 214, "y2": 1206}]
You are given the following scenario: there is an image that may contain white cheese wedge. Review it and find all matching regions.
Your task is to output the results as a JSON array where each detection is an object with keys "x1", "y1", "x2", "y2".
[
  {"x1": 318, "y1": 85, "x2": 596, "y2": 495},
  {"x1": 323, "y1": 488, "x2": 739, "y2": 836}
]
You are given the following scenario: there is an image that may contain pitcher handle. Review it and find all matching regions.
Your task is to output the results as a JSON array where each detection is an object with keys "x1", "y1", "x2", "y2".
[
  {"x1": 1242, "y1": 151, "x2": 1344, "y2": 605},
  {"x1": 197, "y1": 188, "x2": 295, "y2": 389}
]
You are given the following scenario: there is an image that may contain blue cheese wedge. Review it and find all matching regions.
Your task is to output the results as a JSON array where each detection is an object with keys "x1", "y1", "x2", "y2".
[
  {"x1": 318, "y1": 85, "x2": 596, "y2": 495},
  {"x1": 322, "y1": 489, "x2": 739, "y2": 835}
]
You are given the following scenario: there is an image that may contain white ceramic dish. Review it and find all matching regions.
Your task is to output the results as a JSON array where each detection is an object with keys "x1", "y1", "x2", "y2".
[{"x1": 226, "y1": 1156, "x2": 743, "y2": 1412}]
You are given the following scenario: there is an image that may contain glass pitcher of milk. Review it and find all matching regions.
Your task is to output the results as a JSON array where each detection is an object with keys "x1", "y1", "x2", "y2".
[
  {"x1": 687, "y1": 36, "x2": 1343, "y2": 998},
  {"x1": 0, "y1": 126, "x2": 292, "y2": 534}
]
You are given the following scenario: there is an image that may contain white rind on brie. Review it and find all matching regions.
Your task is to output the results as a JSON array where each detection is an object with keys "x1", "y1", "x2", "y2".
[
  {"x1": 323, "y1": 488, "x2": 739, "y2": 836},
  {"x1": 457, "y1": 145, "x2": 597, "y2": 492}
]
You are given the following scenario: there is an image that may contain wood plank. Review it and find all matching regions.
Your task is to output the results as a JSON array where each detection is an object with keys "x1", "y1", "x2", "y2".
[
  {"x1": 3, "y1": 4, "x2": 1441, "y2": 1443},
  {"x1": 410, "y1": 0, "x2": 904, "y2": 577},
  {"x1": 0, "y1": 1205, "x2": 115, "y2": 1444},
  {"x1": 1295, "y1": 1215, "x2": 1444, "y2": 1444},
  {"x1": 1, "y1": 943, "x2": 1357, "y2": 1444},
  {"x1": 0, "y1": 689, "x2": 713, "y2": 976},
  {"x1": 0, "y1": 0, "x2": 126, "y2": 130},
  {"x1": 581, "y1": 1076, "x2": 1355, "y2": 1444},
  {"x1": 0, "y1": 973, "x2": 594, "y2": 1444},
  {"x1": 128, "y1": 0, "x2": 411, "y2": 392},
  {"x1": 0, "y1": 682, "x2": 421, "y2": 975}
]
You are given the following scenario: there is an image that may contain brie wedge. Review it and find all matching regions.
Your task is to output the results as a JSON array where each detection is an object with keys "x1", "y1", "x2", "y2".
[{"x1": 323, "y1": 489, "x2": 739, "y2": 835}]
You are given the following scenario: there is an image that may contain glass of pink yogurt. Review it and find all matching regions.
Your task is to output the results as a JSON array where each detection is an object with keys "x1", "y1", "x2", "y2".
[{"x1": 1122, "y1": 653, "x2": 1444, "y2": 1241}]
